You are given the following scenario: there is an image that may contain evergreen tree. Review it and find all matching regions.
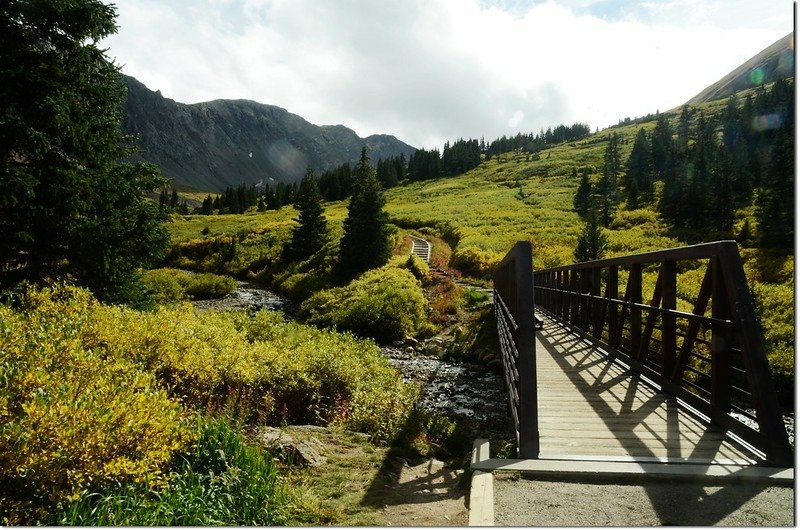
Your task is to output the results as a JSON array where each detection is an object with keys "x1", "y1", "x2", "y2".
[
  {"x1": 650, "y1": 113, "x2": 673, "y2": 181},
  {"x1": 574, "y1": 205, "x2": 607, "y2": 263},
  {"x1": 159, "y1": 188, "x2": 170, "y2": 208},
  {"x1": 709, "y1": 148, "x2": 735, "y2": 233},
  {"x1": 625, "y1": 128, "x2": 653, "y2": 208},
  {"x1": 170, "y1": 188, "x2": 180, "y2": 209},
  {"x1": 287, "y1": 169, "x2": 328, "y2": 262},
  {"x1": 573, "y1": 167, "x2": 593, "y2": 217},
  {"x1": 755, "y1": 127, "x2": 794, "y2": 248},
  {"x1": 200, "y1": 195, "x2": 213, "y2": 215},
  {"x1": 338, "y1": 147, "x2": 391, "y2": 279},
  {"x1": 596, "y1": 134, "x2": 621, "y2": 226},
  {"x1": 0, "y1": 0, "x2": 169, "y2": 304},
  {"x1": 677, "y1": 104, "x2": 692, "y2": 151}
]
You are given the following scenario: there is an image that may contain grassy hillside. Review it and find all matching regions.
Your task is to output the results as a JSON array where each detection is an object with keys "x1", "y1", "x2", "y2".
[{"x1": 163, "y1": 85, "x2": 793, "y2": 403}]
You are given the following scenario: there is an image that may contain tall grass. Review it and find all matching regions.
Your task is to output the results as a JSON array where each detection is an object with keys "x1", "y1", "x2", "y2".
[{"x1": 52, "y1": 416, "x2": 294, "y2": 526}]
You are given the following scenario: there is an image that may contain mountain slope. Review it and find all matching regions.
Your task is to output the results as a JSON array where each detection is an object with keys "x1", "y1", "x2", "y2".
[
  {"x1": 120, "y1": 75, "x2": 416, "y2": 192},
  {"x1": 686, "y1": 32, "x2": 794, "y2": 105}
]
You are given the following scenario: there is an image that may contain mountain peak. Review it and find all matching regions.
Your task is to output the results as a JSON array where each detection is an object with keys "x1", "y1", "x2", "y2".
[
  {"x1": 686, "y1": 32, "x2": 794, "y2": 106},
  {"x1": 120, "y1": 76, "x2": 416, "y2": 192}
]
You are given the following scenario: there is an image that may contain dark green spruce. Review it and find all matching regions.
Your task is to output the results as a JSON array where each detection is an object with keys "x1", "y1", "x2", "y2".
[
  {"x1": 574, "y1": 205, "x2": 608, "y2": 263},
  {"x1": 337, "y1": 147, "x2": 392, "y2": 280},
  {"x1": 0, "y1": 0, "x2": 168, "y2": 305},
  {"x1": 287, "y1": 169, "x2": 328, "y2": 262}
]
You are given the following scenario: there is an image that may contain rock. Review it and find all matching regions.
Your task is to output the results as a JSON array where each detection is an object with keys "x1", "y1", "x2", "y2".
[{"x1": 257, "y1": 427, "x2": 327, "y2": 467}]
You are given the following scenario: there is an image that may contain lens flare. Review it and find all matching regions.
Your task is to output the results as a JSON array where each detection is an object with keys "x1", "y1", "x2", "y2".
[
  {"x1": 749, "y1": 67, "x2": 765, "y2": 85},
  {"x1": 751, "y1": 113, "x2": 783, "y2": 132}
]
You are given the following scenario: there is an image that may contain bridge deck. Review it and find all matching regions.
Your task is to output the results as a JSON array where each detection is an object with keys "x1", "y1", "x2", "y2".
[{"x1": 534, "y1": 314, "x2": 759, "y2": 463}]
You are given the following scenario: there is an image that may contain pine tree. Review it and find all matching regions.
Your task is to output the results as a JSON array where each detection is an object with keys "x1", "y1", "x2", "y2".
[
  {"x1": 596, "y1": 134, "x2": 621, "y2": 226},
  {"x1": 625, "y1": 128, "x2": 652, "y2": 208},
  {"x1": 755, "y1": 127, "x2": 794, "y2": 248},
  {"x1": 287, "y1": 169, "x2": 328, "y2": 262},
  {"x1": 0, "y1": 0, "x2": 169, "y2": 304},
  {"x1": 574, "y1": 205, "x2": 607, "y2": 263},
  {"x1": 159, "y1": 188, "x2": 170, "y2": 208},
  {"x1": 573, "y1": 167, "x2": 593, "y2": 217},
  {"x1": 338, "y1": 147, "x2": 391, "y2": 279},
  {"x1": 650, "y1": 113, "x2": 673, "y2": 181},
  {"x1": 709, "y1": 148, "x2": 735, "y2": 233},
  {"x1": 201, "y1": 195, "x2": 213, "y2": 215}
]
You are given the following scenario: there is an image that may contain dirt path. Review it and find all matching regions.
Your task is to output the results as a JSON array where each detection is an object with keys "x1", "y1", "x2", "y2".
[
  {"x1": 373, "y1": 457, "x2": 469, "y2": 526},
  {"x1": 494, "y1": 472, "x2": 794, "y2": 526}
]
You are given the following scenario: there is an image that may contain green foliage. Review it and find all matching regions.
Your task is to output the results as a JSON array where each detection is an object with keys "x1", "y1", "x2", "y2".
[
  {"x1": 0, "y1": 0, "x2": 169, "y2": 305},
  {"x1": 573, "y1": 166, "x2": 593, "y2": 216},
  {"x1": 402, "y1": 254, "x2": 430, "y2": 281},
  {"x1": 52, "y1": 416, "x2": 293, "y2": 526},
  {"x1": 574, "y1": 208, "x2": 608, "y2": 262},
  {"x1": 451, "y1": 246, "x2": 503, "y2": 278},
  {"x1": 287, "y1": 169, "x2": 328, "y2": 262},
  {"x1": 300, "y1": 265, "x2": 428, "y2": 343},
  {"x1": 0, "y1": 283, "x2": 419, "y2": 524},
  {"x1": 142, "y1": 268, "x2": 237, "y2": 303},
  {"x1": 338, "y1": 147, "x2": 392, "y2": 280}
]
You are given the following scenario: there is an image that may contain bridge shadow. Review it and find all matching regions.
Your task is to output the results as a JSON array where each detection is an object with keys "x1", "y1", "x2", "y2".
[{"x1": 533, "y1": 314, "x2": 781, "y2": 525}]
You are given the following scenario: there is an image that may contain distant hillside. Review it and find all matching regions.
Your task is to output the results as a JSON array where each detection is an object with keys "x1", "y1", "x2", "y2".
[
  {"x1": 686, "y1": 32, "x2": 794, "y2": 105},
  {"x1": 120, "y1": 75, "x2": 416, "y2": 192}
]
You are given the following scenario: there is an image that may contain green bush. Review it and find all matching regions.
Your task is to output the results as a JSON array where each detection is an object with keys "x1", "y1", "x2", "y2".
[
  {"x1": 141, "y1": 268, "x2": 188, "y2": 303},
  {"x1": 402, "y1": 254, "x2": 430, "y2": 281},
  {"x1": 450, "y1": 246, "x2": 503, "y2": 278},
  {"x1": 142, "y1": 268, "x2": 236, "y2": 303},
  {"x1": 299, "y1": 265, "x2": 428, "y2": 343},
  {"x1": 0, "y1": 283, "x2": 419, "y2": 524},
  {"x1": 183, "y1": 272, "x2": 237, "y2": 299}
]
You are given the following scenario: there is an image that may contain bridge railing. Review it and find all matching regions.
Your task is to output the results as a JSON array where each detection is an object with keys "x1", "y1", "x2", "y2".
[
  {"x1": 533, "y1": 240, "x2": 792, "y2": 466},
  {"x1": 493, "y1": 241, "x2": 539, "y2": 458}
]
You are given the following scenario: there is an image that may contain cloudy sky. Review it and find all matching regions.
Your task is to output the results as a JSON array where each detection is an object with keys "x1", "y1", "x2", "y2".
[{"x1": 103, "y1": 0, "x2": 794, "y2": 149}]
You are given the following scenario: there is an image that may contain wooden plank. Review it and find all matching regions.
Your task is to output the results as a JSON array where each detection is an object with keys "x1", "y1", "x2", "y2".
[
  {"x1": 533, "y1": 315, "x2": 764, "y2": 464},
  {"x1": 469, "y1": 439, "x2": 494, "y2": 527},
  {"x1": 661, "y1": 260, "x2": 677, "y2": 378}
]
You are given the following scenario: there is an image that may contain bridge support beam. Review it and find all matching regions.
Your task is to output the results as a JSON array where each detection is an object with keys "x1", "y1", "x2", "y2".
[{"x1": 494, "y1": 241, "x2": 539, "y2": 459}]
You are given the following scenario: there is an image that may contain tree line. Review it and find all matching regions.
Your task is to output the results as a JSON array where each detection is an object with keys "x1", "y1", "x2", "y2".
[
  {"x1": 573, "y1": 78, "x2": 794, "y2": 262},
  {"x1": 193, "y1": 123, "x2": 595, "y2": 215},
  {"x1": 485, "y1": 123, "x2": 591, "y2": 158}
]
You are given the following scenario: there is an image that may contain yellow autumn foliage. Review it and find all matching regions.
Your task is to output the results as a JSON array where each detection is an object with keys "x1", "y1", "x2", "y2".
[{"x1": 0, "y1": 283, "x2": 417, "y2": 506}]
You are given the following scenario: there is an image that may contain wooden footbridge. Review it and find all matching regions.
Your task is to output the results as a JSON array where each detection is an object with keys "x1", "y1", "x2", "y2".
[{"x1": 484, "y1": 240, "x2": 793, "y2": 474}]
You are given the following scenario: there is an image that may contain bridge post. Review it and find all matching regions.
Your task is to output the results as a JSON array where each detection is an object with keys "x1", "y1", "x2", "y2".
[
  {"x1": 513, "y1": 242, "x2": 539, "y2": 459},
  {"x1": 493, "y1": 241, "x2": 539, "y2": 459}
]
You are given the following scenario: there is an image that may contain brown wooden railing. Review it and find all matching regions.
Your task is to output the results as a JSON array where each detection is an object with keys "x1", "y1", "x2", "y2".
[
  {"x1": 532, "y1": 240, "x2": 792, "y2": 466},
  {"x1": 493, "y1": 241, "x2": 539, "y2": 459}
]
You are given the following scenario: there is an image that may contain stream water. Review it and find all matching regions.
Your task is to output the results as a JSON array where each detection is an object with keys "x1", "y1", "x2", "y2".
[
  {"x1": 381, "y1": 344, "x2": 512, "y2": 440},
  {"x1": 192, "y1": 281, "x2": 514, "y2": 440}
]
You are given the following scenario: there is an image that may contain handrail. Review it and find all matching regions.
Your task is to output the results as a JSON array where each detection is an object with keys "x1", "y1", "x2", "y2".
[
  {"x1": 532, "y1": 240, "x2": 792, "y2": 466},
  {"x1": 493, "y1": 241, "x2": 539, "y2": 459}
]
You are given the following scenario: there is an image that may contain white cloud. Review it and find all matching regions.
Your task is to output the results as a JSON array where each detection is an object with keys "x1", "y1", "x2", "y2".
[{"x1": 104, "y1": 0, "x2": 794, "y2": 149}]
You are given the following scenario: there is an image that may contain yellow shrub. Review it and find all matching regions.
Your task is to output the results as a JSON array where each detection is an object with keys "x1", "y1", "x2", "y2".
[
  {"x1": 451, "y1": 246, "x2": 503, "y2": 278},
  {"x1": 0, "y1": 285, "x2": 194, "y2": 502}
]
